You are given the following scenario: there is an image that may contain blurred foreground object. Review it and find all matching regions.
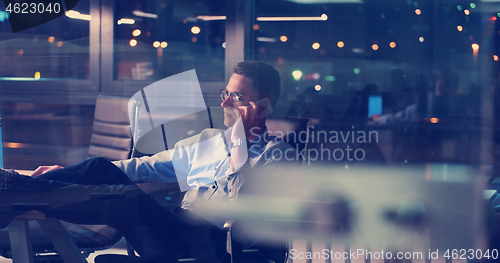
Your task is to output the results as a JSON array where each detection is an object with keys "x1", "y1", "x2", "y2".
[{"x1": 194, "y1": 165, "x2": 481, "y2": 251}]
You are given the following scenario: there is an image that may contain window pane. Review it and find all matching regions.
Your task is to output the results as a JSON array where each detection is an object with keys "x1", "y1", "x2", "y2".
[
  {"x1": 254, "y1": 0, "x2": 488, "y2": 165},
  {"x1": 0, "y1": 1, "x2": 90, "y2": 80},
  {"x1": 113, "y1": 0, "x2": 225, "y2": 81}
]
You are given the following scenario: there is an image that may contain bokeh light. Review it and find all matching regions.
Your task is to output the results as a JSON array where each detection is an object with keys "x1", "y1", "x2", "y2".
[
  {"x1": 494, "y1": 55, "x2": 499, "y2": 61},
  {"x1": 472, "y1": 43, "x2": 479, "y2": 51},
  {"x1": 419, "y1": 37, "x2": 424, "y2": 42},
  {"x1": 153, "y1": 41, "x2": 160, "y2": 48},
  {"x1": 415, "y1": 9, "x2": 421, "y2": 15},
  {"x1": 464, "y1": 9, "x2": 470, "y2": 15},
  {"x1": 253, "y1": 24, "x2": 260, "y2": 30},
  {"x1": 457, "y1": 25, "x2": 463, "y2": 32},
  {"x1": 132, "y1": 29, "x2": 141, "y2": 37},
  {"x1": 312, "y1": 42, "x2": 320, "y2": 49},
  {"x1": 191, "y1": 26, "x2": 201, "y2": 34},
  {"x1": 337, "y1": 41, "x2": 344, "y2": 48},
  {"x1": 48, "y1": 36, "x2": 55, "y2": 43},
  {"x1": 56, "y1": 41, "x2": 63, "y2": 47},
  {"x1": 280, "y1": 35, "x2": 288, "y2": 42},
  {"x1": 160, "y1": 41, "x2": 168, "y2": 48},
  {"x1": 129, "y1": 39, "x2": 137, "y2": 47},
  {"x1": 34, "y1": 71, "x2": 40, "y2": 80},
  {"x1": 430, "y1": 118, "x2": 439, "y2": 123},
  {"x1": 315, "y1": 85, "x2": 322, "y2": 91},
  {"x1": 353, "y1": 68, "x2": 360, "y2": 74},
  {"x1": 390, "y1": 42, "x2": 396, "y2": 48},
  {"x1": 292, "y1": 70, "x2": 303, "y2": 81},
  {"x1": 372, "y1": 44, "x2": 379, "y2": 50},
  {"x1": 325, "y1": 76, "x2": 336, "y2": 82}
]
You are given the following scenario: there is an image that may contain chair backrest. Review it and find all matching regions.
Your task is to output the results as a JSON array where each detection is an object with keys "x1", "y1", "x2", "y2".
[
  {"x1": 265, "y1": 116, "x2": 311, "y2": 154},
  {"x1": 88, "y1": 95, "x2": 133, "y2": 161}
]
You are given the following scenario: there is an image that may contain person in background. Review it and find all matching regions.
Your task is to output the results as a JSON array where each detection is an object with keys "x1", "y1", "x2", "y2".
[{"x1": 370, "y1": 70, "x2": 460, "y2": 125}]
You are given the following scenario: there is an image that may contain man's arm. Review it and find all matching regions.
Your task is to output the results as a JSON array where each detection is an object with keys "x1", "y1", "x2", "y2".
[
  {"x1": 112, "y1": 149, "x2": 182, "y2": 183},
  {"x1": 31, "y1": 165, "x2": 64, "y2": 177},
  {"x1": 373, "y1": 103, "x2": 417, "y2": 125},
  {"x1": 112, "y1": 130, "x2": 220, "y2": 184}
]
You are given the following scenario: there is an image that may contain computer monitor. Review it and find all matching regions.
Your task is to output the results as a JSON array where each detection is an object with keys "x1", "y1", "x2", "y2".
[{"x1": 367, "y1": 95, "x2": 382, "y2": 117}]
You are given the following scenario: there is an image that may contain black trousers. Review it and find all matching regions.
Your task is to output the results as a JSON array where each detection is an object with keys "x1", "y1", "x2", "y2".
[{"x1": 16, "y1": 157, "x2": 226, "y2": 262}]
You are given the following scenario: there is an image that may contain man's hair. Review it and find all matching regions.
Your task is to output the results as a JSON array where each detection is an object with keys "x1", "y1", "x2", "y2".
[{"x1": 233, "y1": 61, "x2": 281, "y2": 107}]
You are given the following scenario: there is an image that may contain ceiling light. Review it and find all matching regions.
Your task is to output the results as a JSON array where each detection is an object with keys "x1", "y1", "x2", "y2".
[
  {"x1": 196, "y1": 15, "x2": 226, "y2": 21},
  {"x1": 257, "y1": 15, "x2": 328, "y2": 21},
  {"x1": 117, "y1": 18, "x2": 135, "y2": 25},
  {"x1": 257, "y1": 37, "x2": 277, "y2": 42},
  {"x1": 132, "y1": 10, "x2": 158, "y2": 19},
  {"x1": 66, "y1": 10, "x2": 91, "y2": 21},
  {"x1": 285, "y1": 0, "x2": 362, "y2": 3}
]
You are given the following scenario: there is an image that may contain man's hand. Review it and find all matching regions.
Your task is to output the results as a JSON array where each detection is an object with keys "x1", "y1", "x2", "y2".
[
  {"x1": 31, "y1": 165, "x2": 64, "y2": 177},
  {"x1": 238, "y1": 101, "x2": 265, "y2": 140},
  {"x1": 370, "y1": 114, "x2": 381, "y2": 122}
]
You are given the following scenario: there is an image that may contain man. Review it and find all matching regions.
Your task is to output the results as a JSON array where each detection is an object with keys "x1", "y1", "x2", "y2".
[
  {"x1": 370, "y1": 70, "x2": 460, "y2": 124},
  {"x1": 0, "y1": 61, "x2": 294, "y2": 262}
]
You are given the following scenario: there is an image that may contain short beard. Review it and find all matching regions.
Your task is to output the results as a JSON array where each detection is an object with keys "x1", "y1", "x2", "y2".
[{"x1": 223, "y1": 108, "x2": 237, "y2": 127}]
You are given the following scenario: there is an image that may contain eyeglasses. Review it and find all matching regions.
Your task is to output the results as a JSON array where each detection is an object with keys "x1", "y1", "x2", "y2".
[{"x1": 219, "y1": 89, "x2": 264, "y2": 104}]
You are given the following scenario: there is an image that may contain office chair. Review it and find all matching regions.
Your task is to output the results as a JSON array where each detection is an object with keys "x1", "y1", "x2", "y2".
[
  {"x1": 94, "y1": 115, "x2": 312, "y2": 263},
  {"x1": 1, "y1": 98, "x2": 310, "y2": 262},
  {"x1": 0, "y1": 95, "x2": 133, "y2": 262}
]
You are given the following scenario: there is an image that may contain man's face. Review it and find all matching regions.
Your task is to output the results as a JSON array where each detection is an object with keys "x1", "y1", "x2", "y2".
[{"x1": 221, "y1": 73, "x2": 255, "y2": 127}]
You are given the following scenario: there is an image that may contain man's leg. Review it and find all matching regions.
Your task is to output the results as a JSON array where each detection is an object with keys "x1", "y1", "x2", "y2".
[
  {"x1": 33, "y1": 157, "x2": 202, "y2": 260},
  {"x1": 0, "y1": 162, "x2": 215, "y2": 262}
]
